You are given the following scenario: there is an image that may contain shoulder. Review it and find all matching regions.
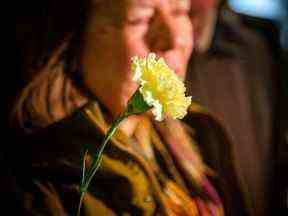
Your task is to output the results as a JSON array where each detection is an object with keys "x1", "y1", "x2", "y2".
[
  {"x1": 11, "y1": 102, "x2": 103, "y2": 195},
  {"x1": 184, "y1": 102, "x2": 253, "y2": 215}
]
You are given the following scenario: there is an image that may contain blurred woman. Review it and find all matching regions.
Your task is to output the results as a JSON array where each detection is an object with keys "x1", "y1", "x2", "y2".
[{"x1": 12, "y1": 0, "x2": 251, "y2": 215}]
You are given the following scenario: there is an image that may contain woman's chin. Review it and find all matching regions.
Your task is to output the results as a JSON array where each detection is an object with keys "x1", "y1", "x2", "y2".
[
  {"x1": 174, "y1": 69, "x2": 186, "y2": 81},
  {"x1": 123, "y1": 82, "x2": 139, "y2": 97}
]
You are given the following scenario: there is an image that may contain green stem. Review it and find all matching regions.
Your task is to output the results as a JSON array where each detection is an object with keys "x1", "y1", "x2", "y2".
[
  {"x1": 77, "y1": 89, "x2": 151, "y2": 216},
  {"x1": 83, "y1": 114, "x2": 126, "y2": 189},
  {"x1": 77, "y1": 113, "x2": 127, "y2": 215},
  {"x1": 77, "y1": 150, "x2": 88, "y2": 216},
  {"x1": 77, "y1": 192, "x2": 85, "y2": 216}
]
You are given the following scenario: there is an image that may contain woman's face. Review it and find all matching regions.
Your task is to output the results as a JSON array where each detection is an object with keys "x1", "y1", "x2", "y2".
[
  {"x1": 82, "y1": 0, "x2": 193, "y2": 115},
  {"x1": 189, "y1": 0, "x2": 216, "y2": 46}
]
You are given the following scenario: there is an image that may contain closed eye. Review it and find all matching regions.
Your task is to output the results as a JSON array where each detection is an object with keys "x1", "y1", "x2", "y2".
[
  {"x1": 126, "y1": 8, "x2": 155, "y2": 25},
  {"x1": 172, "y1": 8, "x2": 190, "y2": 16},
  {"x1": 127, "y1": 16, "x2": 152, "y2": 25}
]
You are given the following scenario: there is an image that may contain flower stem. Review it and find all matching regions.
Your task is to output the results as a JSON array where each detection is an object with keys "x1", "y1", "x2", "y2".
[
  {"x1": 83, "y1": 114, "x2": 126, "y2": 187},
  {"x1": 77, "y1": 113, "x2": 127, "y2": 216},
  {"x1": 77, "y1": 89, "x2": 151, "y2": 216},
  {"x1": 77, "y1": 192, "x2": 85, "y2": 216}
]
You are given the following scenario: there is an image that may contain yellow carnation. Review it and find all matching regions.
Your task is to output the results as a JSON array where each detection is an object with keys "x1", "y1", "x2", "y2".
[{"x1": 132, "y1": 53, "x2": 192, "y2": 121}]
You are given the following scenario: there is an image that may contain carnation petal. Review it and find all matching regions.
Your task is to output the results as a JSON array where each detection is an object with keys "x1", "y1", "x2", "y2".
[{"x1": 131, "y1": 53, "x2": 191, "y2": 121}]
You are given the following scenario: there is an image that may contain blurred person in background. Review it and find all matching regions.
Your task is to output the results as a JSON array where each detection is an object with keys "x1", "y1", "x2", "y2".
[
  {"x1": 186, "y1": 0, "x2": 284, "y2": 215},
  {"x1": 9, "y1": 0, "x2": 254, "y2": 215}
]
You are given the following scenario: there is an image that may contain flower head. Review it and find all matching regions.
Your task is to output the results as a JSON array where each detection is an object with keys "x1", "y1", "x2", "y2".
[{"x1": 132, "y1": 53, "x2": 191, "y2": 121}]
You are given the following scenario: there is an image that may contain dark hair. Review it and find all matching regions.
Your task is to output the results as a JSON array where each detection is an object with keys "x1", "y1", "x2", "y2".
[{"x1": 13, "y1": 0, "x2": 91, "y2": 131}]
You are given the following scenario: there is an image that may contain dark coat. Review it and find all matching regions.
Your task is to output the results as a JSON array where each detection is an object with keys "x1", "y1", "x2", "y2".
[{"x1": 10, "y1": 102, "x2": 252, "y2": 215}]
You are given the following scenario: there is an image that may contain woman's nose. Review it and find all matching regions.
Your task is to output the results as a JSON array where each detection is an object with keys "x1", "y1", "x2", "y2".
[{"x1": 147, "y1": 15, "x2": 180, "y2": 52}]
